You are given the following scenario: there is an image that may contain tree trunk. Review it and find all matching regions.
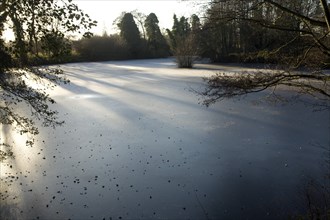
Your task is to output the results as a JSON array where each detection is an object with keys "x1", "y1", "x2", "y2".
[
  {"x1": 320, "y1": 0, "x2": 330, "y2": 32},
  {"x1": 10, "y1": 13, "x2": 28, "y2": 66}
]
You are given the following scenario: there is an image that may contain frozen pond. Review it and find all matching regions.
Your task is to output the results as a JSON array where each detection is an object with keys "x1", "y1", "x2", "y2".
[{"x1": 1, "y1": 58, "x2": 329, "y2": 219}]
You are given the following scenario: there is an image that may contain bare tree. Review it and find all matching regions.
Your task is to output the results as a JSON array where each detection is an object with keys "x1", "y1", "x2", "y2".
[
  {"x1": 167, "y1": 14, "x2": 200, "y2": 68},
  {"x1": 175, "y1": 34, "x2": 199, "y2": 68},
  {"x1": 200, "y1": 0, "x2": 330, "y2": 108},
  {"x1": 131, "y1": 10, "x2": 147, "y2": 40}
]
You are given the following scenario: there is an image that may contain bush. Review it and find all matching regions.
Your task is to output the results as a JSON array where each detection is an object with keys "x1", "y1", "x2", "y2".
[
  {"x1": 174, "y1": 35, "x2": 198, "y2": 68},
  {"x1": 73, "y1": 35, "x2": 130, "y2": 61}
]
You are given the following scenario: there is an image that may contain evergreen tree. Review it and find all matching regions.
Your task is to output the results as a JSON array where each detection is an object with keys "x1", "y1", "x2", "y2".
[
  {"x1": 166, "y1": 14, "x2": 191, "y2": 52},
  {"x1": 144, "y1": 13, "x2": 169, "y2": 57},
  {"x1": 191, "y1": 14, "x2": 201, "y2": 33},
  {"x1": 167, "y1": 14, "x2": 198, "y2": 68},
  {"x1": 118, "y1": 13, "x2": 142, "y2": 58}
]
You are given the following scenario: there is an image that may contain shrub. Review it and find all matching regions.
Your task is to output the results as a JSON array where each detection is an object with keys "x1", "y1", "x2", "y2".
[
  {"x1": 174, "y1": 35, "x2": 198, "y2": 68},
  {"x1": 73, "y1": 35, "x2": 130, "y2": 61}
]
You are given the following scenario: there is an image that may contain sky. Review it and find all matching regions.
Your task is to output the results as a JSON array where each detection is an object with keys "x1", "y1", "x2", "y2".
[
  {"x1": 72, "y1": 0, "x2": 206, "y2": 36},
  {"x1": 2, "y1": 0, "x2": 207, "y2": 41}
]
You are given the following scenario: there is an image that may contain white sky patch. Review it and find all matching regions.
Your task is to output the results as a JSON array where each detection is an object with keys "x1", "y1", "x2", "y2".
[
  {"x1": 2, "y1": 22, "x2": 15, "y2": 42},
  {"x1": 72, "y1": 0, "x2": 206, "y2": 36}
]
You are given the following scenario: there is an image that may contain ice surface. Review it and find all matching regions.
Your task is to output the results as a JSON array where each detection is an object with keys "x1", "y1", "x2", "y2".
[{"x1": 1, "y1": 58, "x2": 329, "y2": 219}]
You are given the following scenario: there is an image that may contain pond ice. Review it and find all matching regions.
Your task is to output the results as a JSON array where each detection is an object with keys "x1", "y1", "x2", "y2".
[{"x1": 1, "y1": 58, "x2": 329, "y2": 219}]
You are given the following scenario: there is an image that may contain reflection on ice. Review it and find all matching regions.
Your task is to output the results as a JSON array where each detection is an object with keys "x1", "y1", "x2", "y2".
[
  {"x1": 1, "y1": 124, "x2": 43, "y2": 220},
  {"x1": 67, "y1": 94, "x2": 105, "y2": 100}
]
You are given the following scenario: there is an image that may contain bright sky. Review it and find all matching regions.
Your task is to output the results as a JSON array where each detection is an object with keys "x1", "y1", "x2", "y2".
[{"x1": 73, "y1": 0, "x2": 206, "y2": 36}]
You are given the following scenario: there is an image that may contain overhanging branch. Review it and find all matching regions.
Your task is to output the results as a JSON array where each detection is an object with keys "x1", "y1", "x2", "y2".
[
  {"x1": 264, "y1": 0, "x2": 327, "y2": 28},
  {"x1": 199, "y1": 70, "x2": 330, "y2": 107}
]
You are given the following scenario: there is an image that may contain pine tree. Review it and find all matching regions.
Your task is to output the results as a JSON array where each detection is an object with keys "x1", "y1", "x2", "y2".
[
  {"x1": 118, "y1": 13, "x2": 142, "y2": 58},
  {"x1": 145, "y1": 13, "x2": 169, "y2": 57}
]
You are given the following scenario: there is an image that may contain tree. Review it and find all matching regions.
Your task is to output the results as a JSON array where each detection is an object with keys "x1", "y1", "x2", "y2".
[
  {"x1": 118, "y1": 12, "x2": 142, "y2": 58},
  {"x1": 0, "y1": 0, "x2": 96, "y2": 160},
  {"x1": 40, "y1": 30, "x2": 72, "y2": 61},
  {"x1": 0, "y1": 39, "x2": 12, "y2": 71},
  {"x1": 0, "y1": 0, "x2": 96, "y2": 65},
  {"x1": 199, "y1": 0, "x2": 330, "y2": 109},
  {"x1": 167, "y1": 15, "x2": 191, "y2": 51},
  {"x1": 174, "y1": 34, "x2": 198, "y2": 68},
  {"x1": 144, "y1": 13, "x2": 169, "y2": 57},
  {"x1": 131, "y1": 10, "x2": 147, "y2": 40},
  {"x1": 167, "y1": 14, "x2": 199, "y2": 68},
  {"x1": 200, "y1": 0, "x2": 327, "y2": 63},
  {"x1": 191, "y1": 14, "x2": 201, "y2": 33}
]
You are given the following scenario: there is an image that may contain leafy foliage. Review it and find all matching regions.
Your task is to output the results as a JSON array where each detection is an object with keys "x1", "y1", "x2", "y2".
[
  {"x1": 41, "y1": 30, "x2": 72, "y2": 61},
  {"x1": 0, "y1": 0, "x2": 97, "y2": 65}
]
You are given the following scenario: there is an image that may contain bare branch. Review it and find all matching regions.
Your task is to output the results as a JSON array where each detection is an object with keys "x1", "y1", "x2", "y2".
[
  {"x1": 199, "y1": 70, "x2": 330, "y2": 108},
  {"x1": 0, "y1": 67, "x2": 67, "y2": 142},
  {"x1": 320, "y1": 0, "x2": 330, "y2": 31},
  {"x1": 264, "y1": 0, "x2": 327, "y2": 28}
]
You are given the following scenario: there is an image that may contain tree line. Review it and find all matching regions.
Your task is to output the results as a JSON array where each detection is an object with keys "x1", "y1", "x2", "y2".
[
  {"x1": 1, "y1": 1, "x2": 330, "y2": 68},
  {"x1": 77, "y1": 0, "x2": 327, "y2": 70},
  {"x1": 73, "y1": 12, "x2": 171, "y2": 62},
  {"x1": 66, "y1": 11, "x2": 204, "y2": 64},
  {"x1": 1, "y1": 6, "x2": 205, "y2": 65}
]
